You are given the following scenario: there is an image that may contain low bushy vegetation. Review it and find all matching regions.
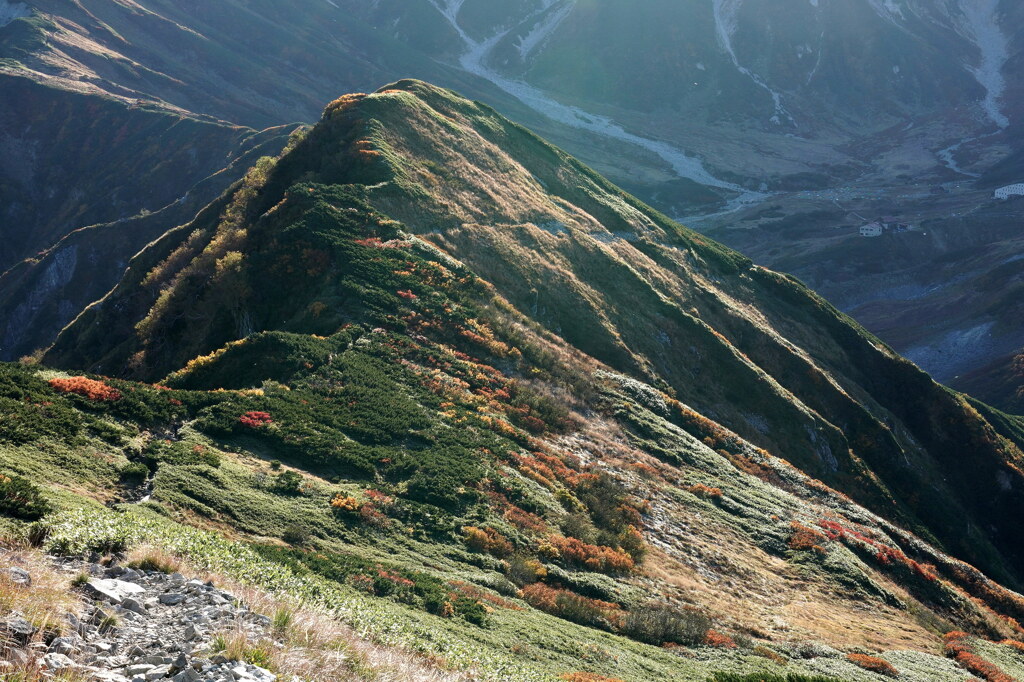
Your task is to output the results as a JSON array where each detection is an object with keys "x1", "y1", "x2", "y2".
[
  {"x1": 707, "y1": 674, "x2": 845, "y2": 682},
  {"x1": 0, "y1": 474, "x2": 51, "y2": 520},
  {"x1": 943, "y1": 631, "x2": 1015, "y2": 682},
  {"x1": 252, "y1": 545, "x2": 489, "y2": 625},
  {"x1": 622, "y1": 603, "x2": 711, "y2": 646},
  {"x1": 521, "y1": 583, "x2": 621, "y2": 630},
  {"x1": 845, "y1": 653, "x2": 898, "y2": 677}
]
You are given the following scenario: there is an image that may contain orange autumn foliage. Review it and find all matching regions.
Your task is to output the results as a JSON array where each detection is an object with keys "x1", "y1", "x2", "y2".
[
  {"x1": 999, "y1": 639, "x2": 1024, "y2": 653},
  {"x1": 788, "y1": 521, "x2": 829, "y2": 554},
  {"x1": 546, "y1": 535, "x2": 634, "y2": 574},
  {"x1": 49, "y1": 376, "x2": 121, "y2": 402},
  {"x1": 846, "y1": 653, "x2": 899, "y2": 678},
  {"x1": 685, "y1": 483, "x2": 723, "y2": 499},
  {"x1": 521, "y1": 583, "x2": 622, "y2": 628},
  {"x1": 943, "y1": 631, "x2": 1016, "y2": 682},
  {"x1": 704, "y1": 630, "x2": 737, "y2": 648},
  {"x1": 330, "y1": 494, "x2": 361, "y2": 513},
  {"x1": 463, "y1": 526, "x2": 513, "y2": 558}
]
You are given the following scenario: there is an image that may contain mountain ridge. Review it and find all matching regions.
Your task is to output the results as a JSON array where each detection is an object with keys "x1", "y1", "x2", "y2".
[{"x1": 44, "y1": 79, "x2": 1024, "y2": 589}]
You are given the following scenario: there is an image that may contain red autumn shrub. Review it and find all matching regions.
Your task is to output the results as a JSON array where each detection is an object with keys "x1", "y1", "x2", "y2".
[
  {"x1": 910, "y1": 560, "x2": 939, "y2": 582},
  {"x1": 519, "y1": 414, "x2": 547, "y2": 434},
  {"x1": 49, "y1": 376, "x2": 121, "y2": 402},
  {"x1": 547, "y1": 535, "x2": 634, "y2": 574},
  {"x1": 816, "y1": 518, "x2": 938, "y2": 582},
  {"x1": 846, "y1": 653, "x2": 899, "y2": 678},
  {"x1": 521, "y1": 583, "x2": 621, "y2": 629},
  {"x1": 364, "y1": 488, "x2": 393, "y2": 503},
  {"x1": 504, "y1": 506, "x2": 548, "y2": 534},
  {"x1": 559, "y1": 674, "x2": 625, "y2": 682},
  {"x1": 685, "y1": 484, "x2": 723, "y2": 499},
  {"x1": 358, "y1": 503, "x2": 390, "y2": 528},
  {"x1": 954, "y1": 653, "x2": 1015, "y2": 682},
  {"x1": 449, "y1": 581, "x2": 522, "y2": 611},
  {"x1": 1000, "y1": 639, "x2": 1024, "y2": 653},
  {"x1": 789, "y1": 521, "x2": 829, "y2": 553},
  {"x1": 944, "y1": 631, "x2": 1016, "y2": 682},
  {"x1": 704, "y1": 630, "x2": 737, "y2": 649},
  {"x1": 239, "y1": 411, "x2": 273, "y2": 428}
]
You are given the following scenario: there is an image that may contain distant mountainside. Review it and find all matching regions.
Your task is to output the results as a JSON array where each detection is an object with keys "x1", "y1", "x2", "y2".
[
  {"x1": 347, "y1": 0, "x2": 1018, "y2": 180},
  {"x1": 0, "y1": 72, "x2": 291, "y2": 271},
  {"x1": 956, "y1": 349, "x2": 1024, "y2": 415},
  {"x1": 8, "y1": 79, "x2": 1024, "y2": 681}
]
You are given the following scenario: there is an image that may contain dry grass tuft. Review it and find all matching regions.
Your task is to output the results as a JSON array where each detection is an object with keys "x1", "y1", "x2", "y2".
[
  {"x1": 0, "y1": 545, "x2": 80, "y2": 632},
  {"x1": 125, "y1": 544, "x2": 183, "y2": 574}
]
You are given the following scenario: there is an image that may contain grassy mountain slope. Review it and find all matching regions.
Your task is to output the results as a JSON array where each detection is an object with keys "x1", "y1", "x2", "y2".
[
  {"x1": 47, "y1": 80, "x2": 1024, "y2": 589},
  {"x1": 10, "y1": 351, "x2": 1024, "y2": 681},
  {"x1": 13, "y1": 80, "x2": 1024, "y2": 680},
  {"x1": 0, "y1": 0, "x2": 538, "y2": 345}
]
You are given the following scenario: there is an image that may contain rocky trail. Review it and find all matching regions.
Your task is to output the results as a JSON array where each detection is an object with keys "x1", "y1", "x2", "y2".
[{"x1": 1, "y1": 555, "x2": 283, "y2": 682}]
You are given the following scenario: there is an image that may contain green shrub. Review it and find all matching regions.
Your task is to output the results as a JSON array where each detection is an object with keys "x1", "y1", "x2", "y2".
[
  {"x1": 274, "y1": 470, "x2": 303, "y2": 495},
  {"x1": 708, "y1": 674, "x2": 845, "y2": 682},
  {"x1": 454, "y1": 596, "x2": 487, "y2": 626},
  {"x1": 623, "y1": 603, "x2": 710, "y2": 646},
  {"x1": 0, "y1": 474, "x2": 52, "y2": 520},
  {"x1": 282, "y1": 522, "x2": 311, "y2": 545},
  {"x1": 89, "y1": 420, "x2": 126, "y2": 445},
  {"x1": 0, "y1": 396, "x2": 82, "y2": 444},
  {"x1": 143, "y1": 440, "x2": 221, "y2": 469},
  {"x1": 119, "y1": 462, "x2": 150, "y2": 484}
]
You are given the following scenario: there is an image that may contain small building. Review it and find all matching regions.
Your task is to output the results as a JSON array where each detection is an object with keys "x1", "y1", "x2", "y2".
[
  {"x1": 994, "y1": 183, "x2": 1024, "y2": 200},
  {"x1": 859, "y1": 222, "x2": 883, "y2": 237}
]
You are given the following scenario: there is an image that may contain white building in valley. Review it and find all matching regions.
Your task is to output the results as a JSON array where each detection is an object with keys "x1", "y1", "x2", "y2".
[
  {"x1": 994, "y1": 183, "x2": 1024, "y2": 200},
  {"x1": 859, "y1": 222, "x2": 883, "y2": 237}
]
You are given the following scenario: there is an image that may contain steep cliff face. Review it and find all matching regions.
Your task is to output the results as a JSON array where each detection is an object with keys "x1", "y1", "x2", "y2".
[{"x1": 45, "y1": 81, "x2": 1024, "y2": 593}]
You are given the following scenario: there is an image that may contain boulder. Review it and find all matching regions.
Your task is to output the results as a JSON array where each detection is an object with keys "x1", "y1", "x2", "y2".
[
  {"x1": 144, "y1": 664, "x2": 171, "y2": 680},
  {"x1": 84, "y1": 580, "x2": 147, "y2": 605},
  {"x1": 6, "y1": 566, "x2": 31, "y2": 587},
  {"x1": 41, "y1": 652, "x2": 76, "y2": 670},
  {"x1": 48, "y1": 636, "x2": 81, "y2": 655},
  {"x1": 1, "y1": 617, "x2": 36, "y2": 646},
  {"x1": 122, "y1": 598, "x2": 147, "y2": 615}
]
